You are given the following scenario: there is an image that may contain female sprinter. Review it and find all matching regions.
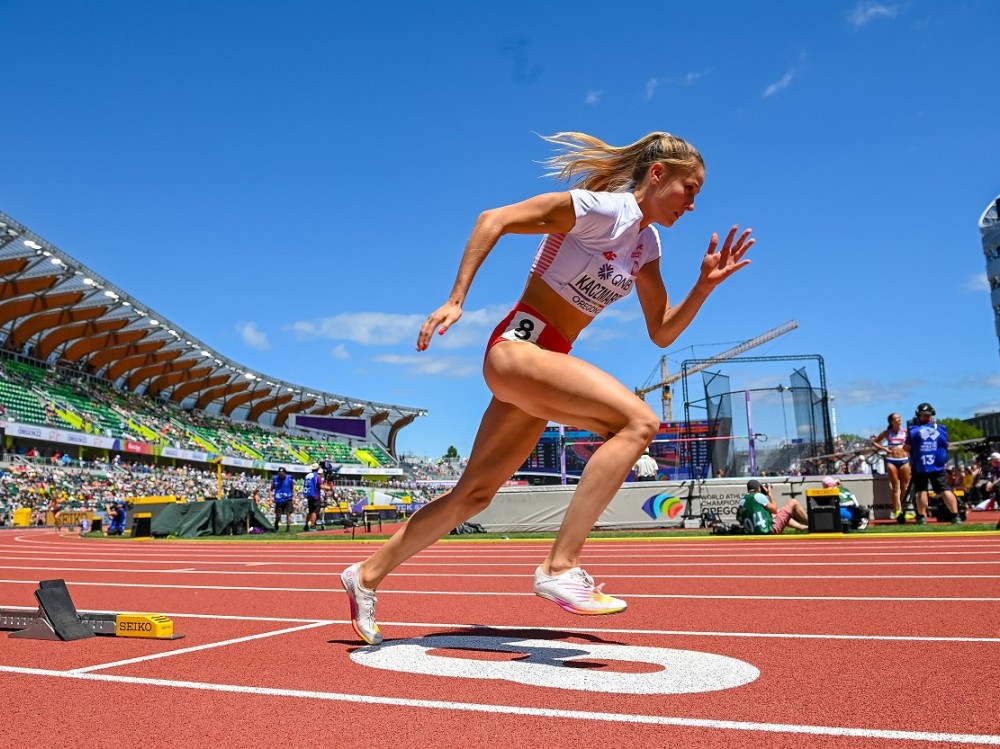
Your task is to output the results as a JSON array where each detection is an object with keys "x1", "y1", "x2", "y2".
[
  {"x1": 871, "y1": 412, "x2": 911, "y2": 521},
  {"x1": 341, "y1": 131, "x2": 754, "y2": 645}
]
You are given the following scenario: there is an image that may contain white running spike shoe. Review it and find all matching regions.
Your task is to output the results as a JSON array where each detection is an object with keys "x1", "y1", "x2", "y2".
[
  {"x1": 533, "y1": 566, "x2": 627, "y2": 615},
  {"x1": 341, "y1": 562, "x2": 383, "y2": 645}
]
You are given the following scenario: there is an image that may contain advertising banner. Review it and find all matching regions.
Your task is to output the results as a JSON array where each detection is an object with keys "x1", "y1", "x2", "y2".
[{"x1": 2, "y1": 421, "x2": 116, "y2": 449}]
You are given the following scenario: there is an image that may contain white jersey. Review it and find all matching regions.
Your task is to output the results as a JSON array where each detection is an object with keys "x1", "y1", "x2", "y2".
[{"x1": 530, "y1": 190, "x2": 661, "y2": 317}]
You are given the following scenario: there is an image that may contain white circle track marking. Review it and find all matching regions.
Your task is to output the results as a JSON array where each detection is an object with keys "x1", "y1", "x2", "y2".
[{"x1": 350, "y1": 635, "x2": 759, "y2": 694}]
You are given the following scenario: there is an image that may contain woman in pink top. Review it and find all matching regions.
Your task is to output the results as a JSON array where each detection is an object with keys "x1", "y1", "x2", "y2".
[
  {"x1": 341, "y1": 131, "x2": 754, "y2": 645},
  {"x1": 871, "y1": 412, "x2": 911, "y2": 521}
]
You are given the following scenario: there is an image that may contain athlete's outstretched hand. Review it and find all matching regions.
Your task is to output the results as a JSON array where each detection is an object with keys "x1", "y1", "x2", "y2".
[
  {"x1": 699, "y1": 226, "x2": 754, "y2": 289},
  {"x1": 417, "y1": 300, "x2": 462, "y2": 351}
]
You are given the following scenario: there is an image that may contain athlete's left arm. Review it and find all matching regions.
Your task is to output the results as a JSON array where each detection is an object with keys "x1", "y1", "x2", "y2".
[{"x1": 635, "y1": 226, "x2": 755, "y2": 348}]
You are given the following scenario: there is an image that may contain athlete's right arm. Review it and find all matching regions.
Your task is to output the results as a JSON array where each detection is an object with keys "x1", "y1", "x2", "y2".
[{"x1": 416, "y1": 192, "x2": 576, "y2": 351}]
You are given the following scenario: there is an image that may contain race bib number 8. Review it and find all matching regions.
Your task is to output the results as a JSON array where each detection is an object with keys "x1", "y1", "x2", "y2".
[{"x1": 500, "y1": 312, "x2": 546, "y2": 344}]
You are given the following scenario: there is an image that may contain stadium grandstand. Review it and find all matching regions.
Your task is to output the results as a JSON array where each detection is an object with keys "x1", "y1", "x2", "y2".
[{"x1": 0, "y1": 210, "x2": 426, "y2": 475}]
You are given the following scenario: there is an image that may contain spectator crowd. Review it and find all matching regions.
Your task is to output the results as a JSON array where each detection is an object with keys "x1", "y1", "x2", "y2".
[{"x1": 0, "y1": 459, "x2": 440, "y2": 529}]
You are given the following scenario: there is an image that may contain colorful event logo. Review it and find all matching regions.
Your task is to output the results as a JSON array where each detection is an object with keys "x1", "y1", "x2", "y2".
[{"x1": 641, "y1": 493, "x2": 683, "y2": 520}]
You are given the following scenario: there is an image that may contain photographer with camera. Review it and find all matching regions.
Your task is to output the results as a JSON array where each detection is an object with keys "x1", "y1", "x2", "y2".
[
  {"x1": 905, "y1": 403, "x2": 962, "y2": 525},
  {"x1": 972, "y1": 452, "x2": 1000, "y2": 512},
  {"x1": 736, "y1": 479, "x2": 808, "y2": 535},
  {"x1": 105, "y1": 498, "x2": 127, "y2": 536}
]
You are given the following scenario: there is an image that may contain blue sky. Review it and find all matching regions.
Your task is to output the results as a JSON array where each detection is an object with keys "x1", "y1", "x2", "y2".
[{"x1": 2, "y1": 1, "x2": 998, "y2": 460}]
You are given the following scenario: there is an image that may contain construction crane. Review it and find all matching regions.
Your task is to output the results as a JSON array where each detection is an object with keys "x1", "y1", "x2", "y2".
[{"x1": 634, "y1": 320, "x2": 799, "y2": 421}]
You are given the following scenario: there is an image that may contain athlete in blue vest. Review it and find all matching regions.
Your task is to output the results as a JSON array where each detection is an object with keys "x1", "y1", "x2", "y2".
[
  {"x1": 271, "y1": 467, "x2": 295, "y2": 532},
  {"x1": 302, "y1": 463, "x2": 324, "y2": 532},
  {"x1": 905, "y1": 403, "x2": 961, "y2": 525}
]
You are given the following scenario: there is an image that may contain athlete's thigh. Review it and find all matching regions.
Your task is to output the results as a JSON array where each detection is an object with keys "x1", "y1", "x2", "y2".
[{"x1": 484, "y1": 342, "x2": 655, "y2": 438}]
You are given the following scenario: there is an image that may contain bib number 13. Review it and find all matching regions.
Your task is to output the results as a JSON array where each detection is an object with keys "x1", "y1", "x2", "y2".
[{"x1": 501, "y1": 312, "x2": 545, "y2": 344}]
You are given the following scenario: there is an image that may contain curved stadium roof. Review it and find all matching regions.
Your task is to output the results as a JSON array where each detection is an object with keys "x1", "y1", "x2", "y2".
[{"x1": 0, "y1": 210, "x2": 425, "y2": 454}]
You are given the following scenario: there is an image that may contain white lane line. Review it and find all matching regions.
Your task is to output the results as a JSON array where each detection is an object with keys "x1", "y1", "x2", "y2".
[
  {"x1": 4, "y1": 560, "x2": 1000, "y2": 575},
  {"x1": 3, "y1": 565, "x2": 1000, "y2": 581},
  {"x1": 0, "y1": 606, "x2": 328, "y2": 624},
  {"x1": 0, "y1": 665, "x2": 996, "y2": 744},
  {"x1": 67, "y1": 621, "x2": 331, "y2": 674},
  {"x1": 2, "y1": 548, "x2": 999, "y2": 563},
  {"x1": 3, "y1": 538, "x2": 999, "y2": 555},
  {"x1": 1, "y1": 578, "x2": 997, "y2": 601},
  {"x1": 4, "y1": 607, "x2": 995, "y2": 642}
]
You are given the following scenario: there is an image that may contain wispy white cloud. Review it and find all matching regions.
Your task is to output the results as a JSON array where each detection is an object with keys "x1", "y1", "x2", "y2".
[
  {"x1": 236, "y1": 321, "x2": 269, "y2": 350},
  {"x1": 763, "y1": 51, "x2": 807, "y2": 99},
  {"x1": 956, "y1": 372, "x2": 1000, "y2": 390},
  {"x1": 966, "y1": 272, "x2": 990, "y2": 292},
  {"x1": 643, "y1": 78, "x2": 660, "y2": 102},
  {"x1": 681, "y1": 70, "x2": 709, "y2": 85},
  {"x1": 763, "y1": 70, "x2": 795, "y2": 98},
  {"x1": 585, "y1": 89, "x2": 603, "y2": 105},
  {"x1": 831, "y1": 378, "x2": 924, "y2": 407},
  {"x1": 331, "y1": 344, "x2": 349, "y2": 360},
  {"x1": 289, "y1": 311, "x2": 421, "y2": 345},
  {"x1": 598, "y1": 306, "x2": 642, "y2": 323},
  {"x1": 287, "y1": 304, "x2": 511, "y2": 350},
  {"x1": 373, "y1": 354, "x2": 479, "y2": 378},
  {"x1": 847, "y1": 2, "x2": 901, "y2": 28},
  {"x1": 575, "y1": 327, "x2": 627, "y2": 345}
]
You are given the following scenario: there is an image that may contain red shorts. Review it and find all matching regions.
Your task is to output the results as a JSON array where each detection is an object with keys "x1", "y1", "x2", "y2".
[
  {"x1": 485, "y1": 303, "x2": 572, "y2": 359},
  {"x1": 771, "y1": 505, "x2": 793, "y2": 534}
]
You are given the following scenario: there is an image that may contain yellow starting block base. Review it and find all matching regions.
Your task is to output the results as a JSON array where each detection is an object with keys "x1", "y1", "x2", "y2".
[{"x1": 114, "y1": 613, "x2": 178, "y2": 639}]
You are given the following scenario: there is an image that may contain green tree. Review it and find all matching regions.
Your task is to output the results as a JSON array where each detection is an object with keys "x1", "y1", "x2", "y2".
[
  {"x1": 443, "y1": 445, "x2": 460, "y2": 461},
  {"x1": 838, "y1": 432, "x2": 867, "y2": 445},
  {"x1": 939, "y1": 418, "x2": 982, "y2": 443}
]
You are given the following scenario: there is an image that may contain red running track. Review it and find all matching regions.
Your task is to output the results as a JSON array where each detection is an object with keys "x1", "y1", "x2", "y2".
[{"x1": 1, "y1": 529, "x2": 999, "y2": 748}]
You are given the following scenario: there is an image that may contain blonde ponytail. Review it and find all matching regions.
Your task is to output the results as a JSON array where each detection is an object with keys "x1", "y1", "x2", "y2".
[{"x1": 540, "y1": 131, "x2": 703, "y2": 192}]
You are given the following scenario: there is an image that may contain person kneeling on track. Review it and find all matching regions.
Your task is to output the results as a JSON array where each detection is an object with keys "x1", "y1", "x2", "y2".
[
  {"x1": 736, "y1": 479, "x2": 808, "y2": 535},
  {"x1": 106, "y1": 500, "x2": 127, "y2": 536},
  {"x1": 822, "y1": 476, "x2": 870, "y2": 531}
]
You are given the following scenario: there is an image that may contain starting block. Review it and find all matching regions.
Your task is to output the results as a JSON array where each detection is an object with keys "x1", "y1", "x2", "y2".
[{"x1": 0, "y1": 579, "x2": 183, "y2": 641}]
